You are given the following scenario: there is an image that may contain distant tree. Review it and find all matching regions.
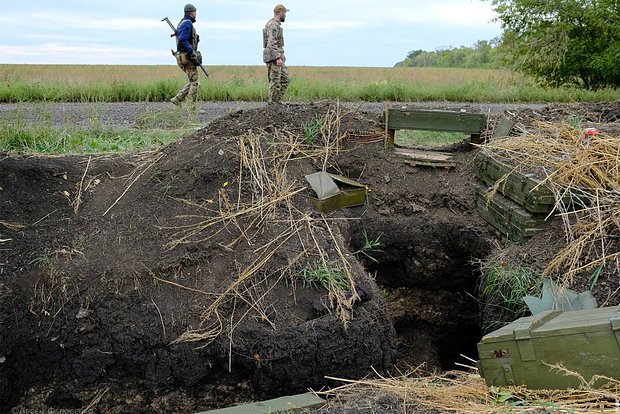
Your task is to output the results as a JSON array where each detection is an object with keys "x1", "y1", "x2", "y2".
[
  {"x1": 488, "y1": 0, "x2": 620, "y2": 89},
  {"x1": 394, "y1": 40, "x2": 500, "y2": 69}
]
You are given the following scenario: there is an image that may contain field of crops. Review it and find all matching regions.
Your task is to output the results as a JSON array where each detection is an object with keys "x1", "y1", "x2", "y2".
[{"x1": 2, "y1": 64, "x2": 619, "y2": 103}]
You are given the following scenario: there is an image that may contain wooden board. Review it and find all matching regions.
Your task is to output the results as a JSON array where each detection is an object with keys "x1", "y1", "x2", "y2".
[
  {"x1": 197, "y1": 393, "x2": 325, "y2": 414},
  {"x1": 405, "y1": 160, "x2": 458, "y2": 169},
  {"x1": 395, "y1": 148, "x2": 453, "y2": 161},
  {"x1": 384, "y1": 108, "x2": 487, "y2": 147},
  {"x1": 387, "y1": 108, "x2": 486, "y2": 133}
]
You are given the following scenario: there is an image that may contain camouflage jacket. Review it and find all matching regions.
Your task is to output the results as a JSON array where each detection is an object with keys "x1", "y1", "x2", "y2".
[{"x1": 263, "y1": 18, "x2": 284, "y2": 63}]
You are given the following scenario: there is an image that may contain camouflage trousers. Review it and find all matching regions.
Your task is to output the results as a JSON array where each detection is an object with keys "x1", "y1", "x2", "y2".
[
  {"x1": 173, "y1": 64, "x2": 200, "y2": 104},
  {"x1": 267, "y1": 62, "x2": 289, "y2": 103}
]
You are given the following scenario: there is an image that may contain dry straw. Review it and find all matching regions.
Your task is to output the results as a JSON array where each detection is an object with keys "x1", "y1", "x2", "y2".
[
  {"x1": 481, "y1": 121, "x2": 620, "y2": 285},
  {"x1": 168, "y1": 104, "x2": 359, "y2": 347},
  {"x1": 321, "y1": 368, "x2": 620, "y2": 413}
]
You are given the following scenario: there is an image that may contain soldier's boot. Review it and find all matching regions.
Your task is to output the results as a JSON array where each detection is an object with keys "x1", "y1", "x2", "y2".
[{"x1": 190, "y1": 103, "x2": 205, "y2": 114}]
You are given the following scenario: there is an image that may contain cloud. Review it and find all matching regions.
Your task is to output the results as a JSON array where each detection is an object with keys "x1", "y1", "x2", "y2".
[
  {"x1": 0, "y1": 0, "x2": 502, "y2": 66},
  {"x1": 383, "y1": 2, "x2": 498, "y2": 26},
  {"x1": 0, "y1": 44, "x2": 164, "y2": 64},
  {"x1": 27, "y1": 12, "x2": 161, "y2": 31}
]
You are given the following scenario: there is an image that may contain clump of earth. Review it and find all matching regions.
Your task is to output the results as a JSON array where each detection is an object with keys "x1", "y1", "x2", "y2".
[{"x1": 1, "y1": 101, "x2": 619, "y2": 413}]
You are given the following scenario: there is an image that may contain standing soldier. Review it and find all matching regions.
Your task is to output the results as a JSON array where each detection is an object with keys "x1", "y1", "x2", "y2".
[
  {"x1": 171, "y1": 3, "x2": 204, "y2": 113},
  {"x1": 263, "y1": 4, "x2": 289, "y2": 104}
]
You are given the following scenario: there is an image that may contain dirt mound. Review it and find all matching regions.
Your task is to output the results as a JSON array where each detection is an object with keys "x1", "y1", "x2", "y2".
[
  {"x1": 1, "y1": 103, "x2": 419, "y2": 413},
  {"x1": 5, "y1": 101, "x2": 615, "y2": 413}
]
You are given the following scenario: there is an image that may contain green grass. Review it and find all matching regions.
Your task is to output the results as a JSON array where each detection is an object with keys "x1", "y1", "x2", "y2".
[
  {"x1": 354, "y1": 229, "x2": 383, "y2": 263},
  {"x1": 0, "y1": 105, "x2": 198, "y2": 154},
  {"x1": 481, "y1": 259, "x2": 543, "y2": 318},
  {"x1": 3, "y1": 64, "x2": 620, "y2": 103},
  {"x1": 395, "y1": 130, "x2": 468, "y2": 148},
  {"x1": 301, "y1": 115, "x2": 324, "y2": 144},
  {"x1": 301, "y1": 264, "x2": 350, "y2": 291}
]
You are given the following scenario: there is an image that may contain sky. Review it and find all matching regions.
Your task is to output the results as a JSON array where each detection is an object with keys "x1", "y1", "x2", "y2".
[{"x1": 0, "y1": 0, "x2": 502, "y2": 67}]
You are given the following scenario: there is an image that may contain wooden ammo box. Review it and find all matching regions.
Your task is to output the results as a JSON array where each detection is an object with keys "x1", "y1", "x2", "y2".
[
  {"x1": 474, "y1": 184, "x2": 547, "y2": 243},
  {"x1": 475, "y1": 152, "x2": 557, "y2": 214},
  {"x1": 385, "y1": 108, "x2": 487, "y2": 146},
  {"x1": 478, "y1": 307, "x2": 620, "y2": 389}
]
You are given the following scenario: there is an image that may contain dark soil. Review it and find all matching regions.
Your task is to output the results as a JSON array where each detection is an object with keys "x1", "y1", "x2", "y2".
[{"x1": 1, "y1": 101, "x2": 619, "y2": 414}]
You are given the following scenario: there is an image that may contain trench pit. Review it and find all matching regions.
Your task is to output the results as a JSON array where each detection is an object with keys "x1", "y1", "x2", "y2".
[{"x1": 351, "y1": 218, "x2": 492, "y2": 372}]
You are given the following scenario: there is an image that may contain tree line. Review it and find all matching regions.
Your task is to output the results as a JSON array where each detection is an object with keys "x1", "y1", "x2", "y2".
[
  {"x1": 394, "y1": 40, "x2": 501, "y2": 69},
  {"x1": 396, "y1": 0, "x2": 620, "y2": 90}
]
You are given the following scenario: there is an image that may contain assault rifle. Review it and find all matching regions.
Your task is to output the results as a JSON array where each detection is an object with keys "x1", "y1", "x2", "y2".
[{"x1": 161, "y1": 17, "x2": 209, "y2": 77}]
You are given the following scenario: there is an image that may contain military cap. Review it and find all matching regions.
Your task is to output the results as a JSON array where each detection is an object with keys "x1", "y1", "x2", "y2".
[{"x1": 274, "y1": 4, "x2": 290, "y2": 13}]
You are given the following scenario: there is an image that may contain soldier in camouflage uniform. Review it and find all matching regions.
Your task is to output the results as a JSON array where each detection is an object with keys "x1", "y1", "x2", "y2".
[
  {"x1": 171, "y1": 4, "x2": 204, "y2": 112},
  {"x1": 263, "y1": 4, "x2": 290, "y2": 103}
]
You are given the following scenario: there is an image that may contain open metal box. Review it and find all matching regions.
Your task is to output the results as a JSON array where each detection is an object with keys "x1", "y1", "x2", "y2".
[{"x1": 304, "y1": 172, "x2": 367, "y2": 214}]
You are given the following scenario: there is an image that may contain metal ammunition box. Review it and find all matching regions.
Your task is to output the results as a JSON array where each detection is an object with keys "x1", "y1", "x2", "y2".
[
  {"x1": 478, "y1": 307, "x2": 620, "y2": 389},
  {"x1": 305, "y1": 173, "x2": 367, "y2": 214}
]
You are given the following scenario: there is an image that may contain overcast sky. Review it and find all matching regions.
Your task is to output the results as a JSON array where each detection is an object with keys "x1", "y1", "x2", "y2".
[{"x1": 0, "y1": 0, "x2": 501, "y2": 67}]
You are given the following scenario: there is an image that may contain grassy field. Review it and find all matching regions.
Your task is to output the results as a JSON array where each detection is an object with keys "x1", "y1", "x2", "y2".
[
  {"x1": 0, "y1": 104, "x2": 200, "y2": 154},
  {"x1": 2, "y1": 64, "x2": 620, "y2": 103},
  {"x1": 2, "y1": 63, "x2": 620, "y2": 155}
]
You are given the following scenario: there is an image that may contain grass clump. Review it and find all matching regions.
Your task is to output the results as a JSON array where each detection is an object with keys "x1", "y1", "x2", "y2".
[
  {"x1": 0, "y1": 121, "x2": 183, "y2": 154},
  {"x1": 0, "y1": 105, "x2": 197, "y2": 155},
  {"x1": 301, "y1": 115, "x2": 324, "y2": 144},
  {"x1": 480, "y1": 259, "x2": 542, "y2": 318},
  {"x1": 301, "y1": 264, "x2": 349, "y2": 291},
  {"x1": 354, "y1": 229, "x2": 382, "y2": 263}
]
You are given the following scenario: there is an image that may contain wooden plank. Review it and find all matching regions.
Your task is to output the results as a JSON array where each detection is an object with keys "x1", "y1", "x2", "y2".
[
  {"x1": 387, "y1": 108, "x2": 486, "y2": 134},
  {"x1": 197, "y1": 393, "x2": 325, "y2": 414},
  {"x1": 386, "y1": 129, "x2": 395, "y2": 148},
  {"x1": 491, "y1": 118, "x2": 515, "y2": 139},
  {"x1": 405, "y1": 160, "x2": 458, "y2": 169},
  {"x1": 395, "y1": 148, "x2": 453, "y2": 161}
]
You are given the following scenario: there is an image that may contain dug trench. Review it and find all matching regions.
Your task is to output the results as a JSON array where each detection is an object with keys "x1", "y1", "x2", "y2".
[
  {"x1": 0, "y1": 102, "x2": 497, "y2": 413},
  {"x1": 348, "y1": 218, "x2": 491, "y2": 372}
]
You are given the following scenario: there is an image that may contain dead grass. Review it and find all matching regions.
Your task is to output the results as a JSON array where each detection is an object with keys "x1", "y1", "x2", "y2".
[
  {"x1": 0, "y1": 220, "x2": 26, "y2": 231},
  {"x1": 320, "y1": 368, "x2": 620, "y2": 413},
  {"x1": 0, "y1": 64, "x2": 512, "y2": 87},
  {"x1": 167, "y1": 104, "x2": 360, "y2": 347},
  {"x1": 480, "y1": 121, "x2": 620, "y2": 286}
]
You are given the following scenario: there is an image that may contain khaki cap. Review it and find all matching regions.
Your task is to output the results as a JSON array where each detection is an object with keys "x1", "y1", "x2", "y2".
[{"x1": 274, "y1": 4, "x2": 290, "y2": 13}]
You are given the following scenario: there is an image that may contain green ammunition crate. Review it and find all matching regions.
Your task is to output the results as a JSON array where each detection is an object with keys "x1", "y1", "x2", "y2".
[
  {"x1": 475, "y1": 152, "x2": 556, "y2": 214},
  {"x1": 305, "y1": 173, "x2": 367, "y2": 214},
  {"x1": 475, "y1": 184, "x2": 547, "y2": 243},
  {"x1": 478, "y1": 307, "x2": 620, "y2": 389}
]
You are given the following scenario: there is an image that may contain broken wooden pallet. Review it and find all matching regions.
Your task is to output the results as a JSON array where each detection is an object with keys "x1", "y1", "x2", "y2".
[
  {"x1": 395, "y1": 148, "x2": 459, "y2": 168},
  {"x1": 345, "y1": 131, "x2": 384, "y2": 144}
]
